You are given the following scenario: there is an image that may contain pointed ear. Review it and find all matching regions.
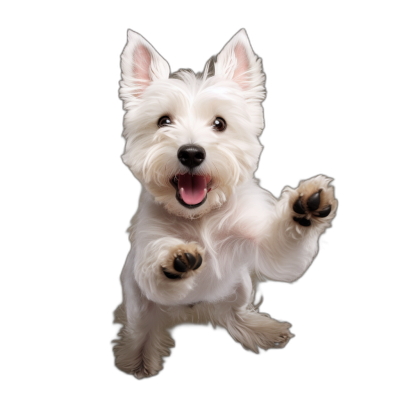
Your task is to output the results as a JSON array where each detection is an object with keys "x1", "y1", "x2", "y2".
[
  {"x1": 214, "y1": 29, "x2": 265, "y2": 99},
  {"x1": 120, "y1": 30, "x2": 170, "y2": 107}
]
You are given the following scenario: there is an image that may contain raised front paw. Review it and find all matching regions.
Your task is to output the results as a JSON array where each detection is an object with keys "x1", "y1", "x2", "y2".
[
  {"x1": 161, "y1": 242, "x2": 204, "y2": 280},
  {"x1": 292, "y1": 175, "x2": 337, "y2": 227}
]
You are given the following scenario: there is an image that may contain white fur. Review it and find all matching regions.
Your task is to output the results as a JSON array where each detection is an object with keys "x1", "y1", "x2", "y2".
[{"x1": 113, "y1": 29, "x2": 338, "y2": 378}]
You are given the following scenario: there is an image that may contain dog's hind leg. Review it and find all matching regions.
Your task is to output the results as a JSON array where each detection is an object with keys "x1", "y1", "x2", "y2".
[
  {"x1": 221, "y1": 308, "x2": 293, "y2": 352},
  {"x1": 195, "y1": 275, "x2": 293, "y2": 353},
  {"x1": 113, "y1": 291, "x2": 174, "y2": 379}
]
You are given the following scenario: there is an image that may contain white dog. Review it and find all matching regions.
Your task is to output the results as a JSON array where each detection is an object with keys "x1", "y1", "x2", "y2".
[{"x1": 113, "y1": 29, "x2": 337, "y2": 379}]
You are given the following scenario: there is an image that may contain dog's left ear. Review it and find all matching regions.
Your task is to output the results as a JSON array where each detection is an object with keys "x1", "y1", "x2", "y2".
[
  {"x1": 120, "y1": 30, "x2": 171, "y2": 109},
  {"x1": 214, "y1": 29, "x2": 265, "y2": 100}
]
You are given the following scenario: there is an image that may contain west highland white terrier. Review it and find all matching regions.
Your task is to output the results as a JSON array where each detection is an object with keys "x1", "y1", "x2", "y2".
[{"x1": 113, "y1": 29, "x2": 338, "y2": 379}]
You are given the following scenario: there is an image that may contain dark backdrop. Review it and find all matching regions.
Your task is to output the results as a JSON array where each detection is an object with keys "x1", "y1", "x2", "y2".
[{"x1": 58, "y1": 4, "x2": 361, "y2": 398}]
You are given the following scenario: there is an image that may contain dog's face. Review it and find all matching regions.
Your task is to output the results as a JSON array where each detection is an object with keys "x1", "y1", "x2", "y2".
[{"x1": 120, "y1": 30, "x2": 266, "y2": 218}]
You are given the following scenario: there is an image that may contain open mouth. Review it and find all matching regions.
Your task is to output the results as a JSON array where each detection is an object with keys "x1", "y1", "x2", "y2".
[{"x1": 170, "y1": 174, "x2": 211, "y2": 209}]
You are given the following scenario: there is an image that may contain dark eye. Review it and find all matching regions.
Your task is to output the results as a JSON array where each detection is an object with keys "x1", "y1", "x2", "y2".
[
  {"x1": 212, "y1": 117, "x2": 227, "y2": 132},
  {"x1": 158, "y1": 116, "x2": 172, "y2": 127}
]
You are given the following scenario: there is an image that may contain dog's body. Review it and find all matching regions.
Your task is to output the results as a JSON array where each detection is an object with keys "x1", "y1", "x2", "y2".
[{"x1": 113, "y1": 29, "x2": 337, "y2": 379}]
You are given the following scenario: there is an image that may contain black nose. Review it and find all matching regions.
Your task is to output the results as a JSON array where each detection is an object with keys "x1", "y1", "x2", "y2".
[{"x1": 177, "y1": 144, "x2": 206, "y2": 168}]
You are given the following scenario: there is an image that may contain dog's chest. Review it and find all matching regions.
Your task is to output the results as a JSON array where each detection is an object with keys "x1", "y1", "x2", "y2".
[
  {"x1": 172, "y1": 219, "x2": 253, "y2": 303},
  {"x1": 174, "y1": 218, "x2": 236, "y2": 255}
]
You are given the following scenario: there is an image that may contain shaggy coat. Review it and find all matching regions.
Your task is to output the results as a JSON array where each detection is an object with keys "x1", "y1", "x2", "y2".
[{"x1": 113, "y1": 29, "x2": 337, "y2": 379}]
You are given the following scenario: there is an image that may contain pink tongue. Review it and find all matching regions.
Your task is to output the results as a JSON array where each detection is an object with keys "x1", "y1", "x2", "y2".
[{"x1": 178, "y1": 174, "x2": 207, "y2": 205}]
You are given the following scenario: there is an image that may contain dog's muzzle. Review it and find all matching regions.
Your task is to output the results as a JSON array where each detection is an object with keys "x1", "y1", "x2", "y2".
[{"x1": 172, "y1": 145, "x2": 209, "y2": 208}]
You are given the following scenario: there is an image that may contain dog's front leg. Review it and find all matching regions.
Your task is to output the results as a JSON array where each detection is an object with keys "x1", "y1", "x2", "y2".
[
  {"x1": 256, "y1": 175, "x2": 338, "y2": 282},
  {"x1": 114, "y1": 237, "x2": 204, "y2": 378},
  {"x1": 133, "y1": 237, "x2": 205, "y2": 305}
]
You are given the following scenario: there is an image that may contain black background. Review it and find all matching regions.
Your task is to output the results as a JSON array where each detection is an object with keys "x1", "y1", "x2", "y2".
[{"x1": 54, "y1": 3, "x2": 370, "y2": 398}]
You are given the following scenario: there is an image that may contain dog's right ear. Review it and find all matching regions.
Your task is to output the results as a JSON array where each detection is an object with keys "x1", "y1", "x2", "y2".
[{"x1": 120, "y1": 30, "x2": 170, "y2": 109}]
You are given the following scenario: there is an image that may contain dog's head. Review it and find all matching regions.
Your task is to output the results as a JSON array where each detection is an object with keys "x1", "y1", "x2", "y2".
[{"x1": 120, "y1": 29, "x2": 266, "y2": 218}]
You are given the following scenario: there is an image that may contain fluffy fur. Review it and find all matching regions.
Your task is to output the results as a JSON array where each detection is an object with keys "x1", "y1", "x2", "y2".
[{"x1": 113, "y1": 29, "x2": 338, "y2": 379}]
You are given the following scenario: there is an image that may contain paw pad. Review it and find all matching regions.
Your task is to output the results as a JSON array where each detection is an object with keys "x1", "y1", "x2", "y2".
[
  {"x1": 292, "y1": 189, "x2": 332, "y2": 227},
  {"x1": 163, "y1": 252, "x2": 203, "y2": 280},
  {"x1": 174, "y1": 253, "x2": 202, "y2": 272}
]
